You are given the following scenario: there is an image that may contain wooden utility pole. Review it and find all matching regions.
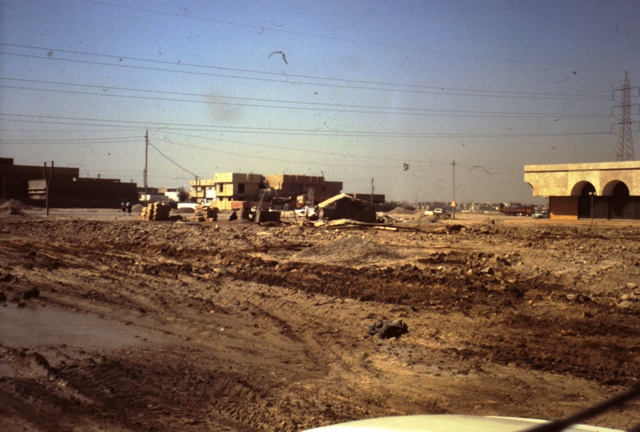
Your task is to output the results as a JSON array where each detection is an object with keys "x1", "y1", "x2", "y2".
[
  {"x1": 452, "y1": 160, "x2": 456, "y2": 220},
  {"x1": 144, "y1": 130, "x2": 148, "y2": 205},
  {"x1": 370, "y1": 177, "x2": 374, "y2": 203},
  {"x1": 43, "y1": 161, "x2": 54, "y2": 217}
]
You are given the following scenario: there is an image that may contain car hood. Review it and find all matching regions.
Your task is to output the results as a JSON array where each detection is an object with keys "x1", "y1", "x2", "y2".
[{"x1": 301, "y1": 415, "x2": 622, "y2": 432}]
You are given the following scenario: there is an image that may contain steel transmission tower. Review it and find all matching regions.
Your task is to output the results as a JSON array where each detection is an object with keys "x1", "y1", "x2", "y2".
[{"x1": 612, "y1": 71, "x2": 639, "y2": 161}]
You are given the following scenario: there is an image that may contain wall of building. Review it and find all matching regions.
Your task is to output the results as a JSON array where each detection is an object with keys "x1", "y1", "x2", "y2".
[
  {"x1": 264, "y1": 174, "x2": 342, "y2": 197},
  {"x1": 0, "y1": 158, "x2": 80, "y2": 200},
  {"x1": 525, "y1": 161, "x2": 640, "y2": 197},
  {"x1": 549, "y1": 196, "x2": 578, "y2": 220},
  {"x1": 28, "y1": 178, "x2": 138, "y2": 208}
]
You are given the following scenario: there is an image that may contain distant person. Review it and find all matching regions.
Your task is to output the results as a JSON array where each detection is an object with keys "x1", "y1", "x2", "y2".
[
  {"x1": 126, "y1": 201, "x2": 132, "y2": 215},
  {"x1": 229, "y1": 210, "x2": 238, "y2": 221},
  {"x1": 121, "y1": 202, "x2": 126, "y2": 215}
]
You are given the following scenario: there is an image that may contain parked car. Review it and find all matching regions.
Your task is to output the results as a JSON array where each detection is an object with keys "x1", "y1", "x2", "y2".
[{"x1": 532, "y1": 212, "x2": 544, "y2": 219}]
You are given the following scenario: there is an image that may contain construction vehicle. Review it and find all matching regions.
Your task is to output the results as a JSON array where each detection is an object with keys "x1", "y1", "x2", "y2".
[{"x1": 500, "y1": 203, "x2": 534, "y2": 216}]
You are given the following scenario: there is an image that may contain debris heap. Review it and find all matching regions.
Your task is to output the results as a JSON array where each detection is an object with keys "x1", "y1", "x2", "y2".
[{"x1": 141, "y1": 202, "x2": 171, "y2": 221}]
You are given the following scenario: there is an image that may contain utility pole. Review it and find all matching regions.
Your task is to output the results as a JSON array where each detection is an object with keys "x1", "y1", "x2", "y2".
[
  {"x1": 612, "y1": 71, "x2": 638, "y2": 161},
  {"x1": 370, "y1": 177, "x2": 374, "y2": 203},
  {"x1": 144, "y1": 129, "x2": 149, "y2": 205},
  {"x1": 43, "y1": 161, "x2": 54, "y2": 217},
  {"x1": 452, "y1": 160, "x2": 456, "y2": 220},
  {"x1": 195, "y1": 175, "x2": 199, "y2": 202}
]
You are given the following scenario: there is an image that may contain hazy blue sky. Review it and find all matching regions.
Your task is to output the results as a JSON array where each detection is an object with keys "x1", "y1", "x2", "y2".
[{"x1": 1, "y1": 0, "x2": 639, "y2": 204}]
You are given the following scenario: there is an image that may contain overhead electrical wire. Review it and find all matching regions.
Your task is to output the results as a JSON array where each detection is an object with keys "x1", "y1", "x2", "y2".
[
  {"x1": 0, "y1": 113, "x2": 612, "y2": 138},
  {"x1": 160, "y1": 131, "x2": 407, "y2": 162},
  {"x1": 158, "y1": 137, "x2": 398, "y2": 169},
  {"x1": 73, "y1": 0, "x2": 624, "y2": 73},
  {"x1": 0, "y1": 44, "x2": 611, "y2": 100},
  {"x1": 0, "y1": 77, "x2": 610, "y2": 118},
  {"x1": 148, "y1": 141, "x2": 201, "y2": 179}
]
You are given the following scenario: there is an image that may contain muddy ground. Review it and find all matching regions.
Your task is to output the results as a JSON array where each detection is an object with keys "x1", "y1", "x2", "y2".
[{"x1": 1, "y1": 209, "x2": 639, "y2": 431}]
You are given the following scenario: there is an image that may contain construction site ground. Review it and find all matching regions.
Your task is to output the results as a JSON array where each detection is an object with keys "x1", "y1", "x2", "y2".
[{"x1": 1, "y1": 206, "x2": 639, "y2": 432}]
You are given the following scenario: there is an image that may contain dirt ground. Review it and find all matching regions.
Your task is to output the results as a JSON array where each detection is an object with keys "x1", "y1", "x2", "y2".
[{"x1": 1, "y1": 207, "x2": 639, "y2": 432}]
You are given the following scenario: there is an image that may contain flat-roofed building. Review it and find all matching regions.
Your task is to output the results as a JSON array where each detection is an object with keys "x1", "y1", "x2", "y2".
[
  {"x1": 0, "y1": 158, "x2": 79, "y2": 201},
  {"x1": 264, "y1": 174, "x2": 342, "y2": 200},
  {"x1": 525, "y1": 161, "x2": 640, "y2": 220},
  {"x1": 213, "y1": 173, "x2": 263, "y2": 210},
  {"x1": 189, "y1": 179, "x2": 216, "y2": 203}
]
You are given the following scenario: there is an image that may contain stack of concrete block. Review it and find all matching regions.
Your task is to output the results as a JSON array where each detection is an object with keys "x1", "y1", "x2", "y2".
[
  {"x1": 141, "y1": 202, "x2": 172, "y2": 221},
  {"x1": 193, "y1": 205, "x2": 208, "y2": 222},
  {"x1": 193, "y1": 205, "x2": 219, "y2": 222}
]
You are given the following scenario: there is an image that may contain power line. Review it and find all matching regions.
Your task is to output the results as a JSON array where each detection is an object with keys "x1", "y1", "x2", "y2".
[
  {"x1": 148, "y1": 141, "x2": 200, "y2": 179},
  {"x1": 160, "y1": 131, "x2": 406, "y2": 162},
  {"x1": 0, "y1": 113, "x2": 613, "y2": 138},
  {"x1": 157, "y1": 137, "x2": 398, "y2": 169},
  {"x1": 0, "y1": 44, "x2": 611, "y2": 100},
  {"x1": 0, "y1": 77, "x2": 610, "y2": 118},
  {"x1": 73, "y1": 0, "x2": 625, "y2": 73},
  {"x1": 0, "y1": 137, "x2": 140, "y2": 144},
  {"x1": 0, "y1": 136, "x2": 140, "y2": 144}
]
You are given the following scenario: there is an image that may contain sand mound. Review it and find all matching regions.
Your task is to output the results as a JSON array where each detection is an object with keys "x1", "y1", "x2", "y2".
[
  {"x1": 0, "y1": 199, "x2": 31, "y2": 212},
  {"x1": 295, "y1": 235, "x2": 400, "y2": 265},
  {"x1": 388, "y1": 207, "x2": 414, "y2": 215}
]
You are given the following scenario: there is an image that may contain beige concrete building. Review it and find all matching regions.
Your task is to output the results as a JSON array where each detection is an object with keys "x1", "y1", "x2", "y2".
[
  {"x1": 264, "y1": 174, "x2": 342, "y2": 200},
  {"x1": 189, "y1": 179, "x2": 216, "y2": 203},
  {"x1": 212, "y1": 173, "x2": 263, "y2": 210},
  {"x1": 525, "y1": 161, "x2": 640, "y2": 220}
]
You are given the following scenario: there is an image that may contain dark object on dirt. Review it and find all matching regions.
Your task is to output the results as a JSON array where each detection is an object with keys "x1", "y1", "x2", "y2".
[
  {"x1": 566, "y1": 293, "x2": 591, "y2": 303},
  {"x1": 318, "y1": 194, "x2": 376, "y2": 222},
  {"x1": 168, "y1": 215, "x2": 184, "y2": 222},
  {"x1": 229, "y1": 211, "x2": 238, "y2": 221},
  {"x1": 366, "y1": 320, "x2": 408, "y2": 339},
  {"x1": 0, "y1": 290, "x2": 6, "y2": 301},
  {"x1": 255, "y1": 210, "x2": 281, "y2": 223},
  {"x1": 447, "y1": 224, "x2": 465, "y2": 232},
  {"x1": 23, "y1": 288, "x2": 40, "y2": 299},
  {"x1": 9, "y1": 207, "x2": 26, "y2": 216},
  {"x1": 17, "y1": 302, "x2": 25, "y2": 308}
]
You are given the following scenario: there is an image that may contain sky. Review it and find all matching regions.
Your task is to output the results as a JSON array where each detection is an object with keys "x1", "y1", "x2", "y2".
[{"x1": 1, "y1": 0, "x2": 639, "y2": 204}]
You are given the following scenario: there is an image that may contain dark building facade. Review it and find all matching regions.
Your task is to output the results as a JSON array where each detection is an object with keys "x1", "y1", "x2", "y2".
[{"x1": 0, "y1": 158, "x2": 138, "y2": 208}]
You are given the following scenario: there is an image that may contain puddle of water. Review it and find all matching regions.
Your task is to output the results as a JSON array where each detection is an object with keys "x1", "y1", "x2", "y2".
[{"x1": 0, "y1": 304, "x2": 166, "y2": 351}]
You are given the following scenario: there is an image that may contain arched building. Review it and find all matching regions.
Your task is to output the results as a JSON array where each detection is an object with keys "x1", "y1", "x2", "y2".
[{"x1": 525, "y1": 161, "x2": 640, "y2": 220}]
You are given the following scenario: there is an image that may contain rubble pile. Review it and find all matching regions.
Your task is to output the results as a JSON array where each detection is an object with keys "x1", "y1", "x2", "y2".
[
  {"x1": 141, "y1": 202, "x2": 172, "y2": 221},
  {"x1": 388, "y1": 206, "x2": 415, "y2": 215},
  {"x1": 295, "y1": 235, "x2": 401, "y2": 265},
  {"x1": 0, "y1": 199, "x2": 31, "y2": 214}
]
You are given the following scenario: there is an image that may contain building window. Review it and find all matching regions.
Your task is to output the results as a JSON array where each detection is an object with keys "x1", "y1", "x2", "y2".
[
  {"x1": 238, "y1": 183, "x2": 245, "y2": 193},
  {"x1": 218, "y1": 184, "x2": 224, "y2": 193}
]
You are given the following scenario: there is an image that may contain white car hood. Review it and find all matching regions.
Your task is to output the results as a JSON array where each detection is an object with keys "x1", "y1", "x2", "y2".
[{"x1": 301, "y1": 415, "x2": 622, "y2": 432}]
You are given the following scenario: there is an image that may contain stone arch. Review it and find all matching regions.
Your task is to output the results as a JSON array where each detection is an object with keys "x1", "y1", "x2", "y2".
[
  {"x1": 571, "y1": 181, "x2": 595, "y2": 197},
  {"x1": 602, "y1": 180, "x2": 629, "y2": 197}
]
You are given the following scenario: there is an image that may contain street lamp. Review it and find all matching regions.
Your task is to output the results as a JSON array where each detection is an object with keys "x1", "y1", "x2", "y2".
[{"x1": 589, "y1": 191, "x2": 596, "y2": 225}]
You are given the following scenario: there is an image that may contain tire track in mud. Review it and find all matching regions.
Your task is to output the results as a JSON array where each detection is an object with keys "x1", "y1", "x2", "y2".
[
  {"x1": 2, "y1": 232, "x2": 640, "y2": 387},
  {"x1": 1, "y1": 220, "x2": 640, "y2": 431}
]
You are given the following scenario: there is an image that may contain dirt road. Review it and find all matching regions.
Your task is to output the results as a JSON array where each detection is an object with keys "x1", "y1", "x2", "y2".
[{"x1": 1, "y1": 211, "x2": 639, "y2": 431}]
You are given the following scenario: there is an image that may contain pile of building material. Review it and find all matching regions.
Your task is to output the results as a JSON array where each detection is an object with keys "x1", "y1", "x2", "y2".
[
  {"x1": 193, "y1": 205, "x2": 219, "y2": 222},
  {"x1": 141, "y1": 202, "x2": 172, "y2": 221},
  {"x1": 318, "y1": 193, "x2": 377, "y2": 222}
]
